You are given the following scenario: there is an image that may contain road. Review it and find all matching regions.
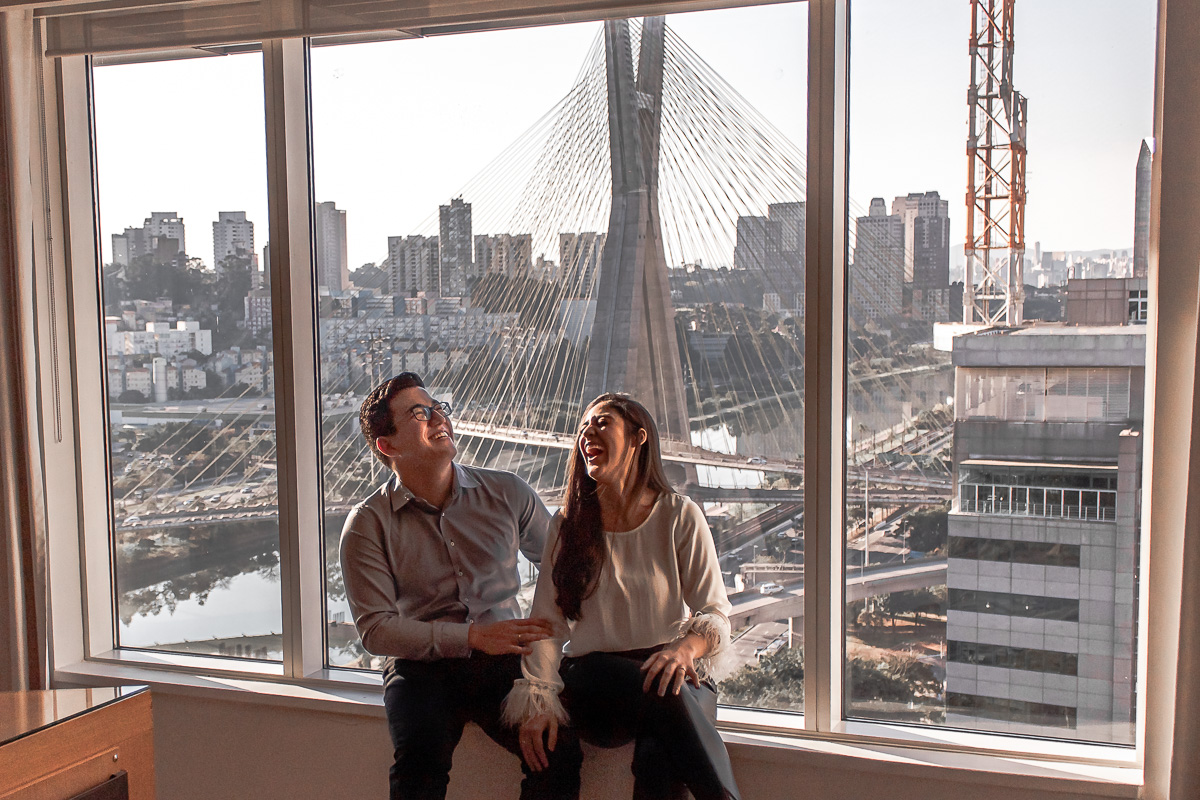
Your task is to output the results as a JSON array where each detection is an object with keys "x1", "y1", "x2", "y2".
[{"x1": 728, "y1": 557, "x2": 947, "y2": 628}]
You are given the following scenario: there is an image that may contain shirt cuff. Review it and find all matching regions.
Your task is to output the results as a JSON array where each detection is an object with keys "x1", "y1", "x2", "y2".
[{"x1": 434, "y1": 621, "x2": 473, "y2": 658}]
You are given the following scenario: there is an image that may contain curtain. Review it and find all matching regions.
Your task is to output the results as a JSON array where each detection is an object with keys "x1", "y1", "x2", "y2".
[{"x1": 0, "y1": 8, "x2": 47, "y2": 693}]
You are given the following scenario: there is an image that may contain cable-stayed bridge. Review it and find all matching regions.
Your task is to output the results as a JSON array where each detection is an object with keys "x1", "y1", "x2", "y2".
[{"x1": 113, "y1": 18, "x2": 953, "y2": 545}]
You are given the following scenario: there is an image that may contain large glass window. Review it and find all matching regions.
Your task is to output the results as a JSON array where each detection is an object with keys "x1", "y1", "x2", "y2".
[
  {"x1": 68, "y1": 0, "x2": 1165, "y2": 752},
  {"x1": 93, "y1": 52, "x2": 281, "y2": 660},
  {"x1": 845, "y1": 0, "x2": 1154, "y2": 743},
  {"x1": 310, "y1": 5, "x2": 809, "y2": 708}
]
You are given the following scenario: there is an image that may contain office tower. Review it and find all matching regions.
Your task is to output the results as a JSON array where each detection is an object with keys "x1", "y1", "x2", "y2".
[
  {"x1": 314, "y1": 201, "x2": 349, "y2": 292},
  {"x1": 850, "y1": 198, "x2": 904, "y2": 325},
  {"x1": 946, "y1": 325, "x2": 1144, "y2": 744},
  {"x1": 1133, "y1": 141, "x2": 1152, "y2": 279},
  {"x1": 559, "y1": 232, "x2": 606, "y2": 298},
  {"x1": 438, "y1": 197, "x2": 472, "y2": 296},
  {"x1": 892, "y1": 191, "x2": 950, "y2": 322},
  {"x1": 386, "y1": 235, "x2": 439, "y2": 295},
  {"x1": 213, "y1": 211, "x2": 255, "y2": 272}
]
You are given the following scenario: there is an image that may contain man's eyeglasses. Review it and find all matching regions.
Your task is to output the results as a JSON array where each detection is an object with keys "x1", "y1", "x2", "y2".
[{"x1": 410, "y1": 402, "x2": 453, "y2": 422}]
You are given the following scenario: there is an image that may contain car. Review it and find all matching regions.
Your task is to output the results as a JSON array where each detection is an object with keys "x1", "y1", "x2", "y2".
[
  {"x1": 746, "y1": 455, "x2": 768, "y2": 465},
  {"x1": 758, "y1": 581, "x2": 783, "y2": 595}
]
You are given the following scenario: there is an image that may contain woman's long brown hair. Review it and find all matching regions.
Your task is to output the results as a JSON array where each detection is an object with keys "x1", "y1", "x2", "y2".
[{"x1": 552, "y1": 393, "x2": 674, "y2": 620}]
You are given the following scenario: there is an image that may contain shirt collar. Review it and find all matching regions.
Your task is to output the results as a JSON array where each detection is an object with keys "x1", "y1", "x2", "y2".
[{"x1": 388, "y1": 462, "x2": 478, "y2": 512}]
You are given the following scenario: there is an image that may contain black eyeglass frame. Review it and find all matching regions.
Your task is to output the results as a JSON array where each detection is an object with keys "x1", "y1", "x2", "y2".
[{"x1": 409, "y1": 401, "x2": 453, "y2": 422}]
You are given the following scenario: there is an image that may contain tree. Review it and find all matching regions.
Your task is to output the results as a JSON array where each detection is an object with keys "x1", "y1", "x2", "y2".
[
  {"x1": 719, "y1": 645, "x2": 804, "y2": 712},
  {"x1": 901, "y1": 505, "x2": 949, "y2": 554},
  {"x1": 117, "y1": 389, "x2": 149, "y2": 403}
]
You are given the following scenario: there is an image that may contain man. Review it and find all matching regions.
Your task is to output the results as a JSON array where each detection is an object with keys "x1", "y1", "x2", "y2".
[{"x1": 341, "y1": 372, "x2": 581, "y2": 800}]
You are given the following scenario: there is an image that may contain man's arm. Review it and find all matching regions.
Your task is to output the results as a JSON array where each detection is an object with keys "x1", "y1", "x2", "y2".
[
  {"x1": 512, "y1": 474, "x2": 553, "y2": 565},
  {"x1": 339, "y1": 506, "x2": 472, "y2": 661}
]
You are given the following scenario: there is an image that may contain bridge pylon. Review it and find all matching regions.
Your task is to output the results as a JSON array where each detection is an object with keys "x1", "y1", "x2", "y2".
[{"x1": 583, "y1": 18, "x2": 692, "y2": 451}]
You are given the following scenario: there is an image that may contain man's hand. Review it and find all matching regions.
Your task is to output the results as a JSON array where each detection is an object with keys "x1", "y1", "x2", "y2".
[
  {"x1": 467, "y1": 618, "x2": 554, "y2": 655},
  {"x1": 518, "y1": 714, "x2": 558, "y2": 771},
  {"x1": 641, "y1": 634, "x2": 705, "y2": 696}
]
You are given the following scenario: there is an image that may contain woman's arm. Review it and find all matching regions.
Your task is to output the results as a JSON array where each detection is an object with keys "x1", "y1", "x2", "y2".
[
  {"x1": 500, "y1": 516, "x2": 571, "y2": 726},
  {"x1": 673, "y1": 497, "x2": 733, "y2": 662},
  {"x1": 641, "y1": 496, "x2": 734, "y2": 695}
]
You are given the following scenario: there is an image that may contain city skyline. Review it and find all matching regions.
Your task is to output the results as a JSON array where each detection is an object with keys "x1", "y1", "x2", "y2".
[{"x1": 92, "y1": 0, "x2": 1155, "y2": 274}]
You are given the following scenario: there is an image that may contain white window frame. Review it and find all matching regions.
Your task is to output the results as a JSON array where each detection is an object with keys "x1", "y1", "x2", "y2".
[{"x1": 27, "y1": 0, "x2": 1195, "y2": 786}]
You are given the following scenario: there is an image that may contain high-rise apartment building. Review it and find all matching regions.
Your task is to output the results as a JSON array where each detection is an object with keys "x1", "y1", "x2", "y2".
[
  {"x1": 559, "y1": 232, "x2": 606, "y2": 298},
  {"x1": 386, "y1": 235, "x2": 439, "y2": 296},
  {"x1": 1133, "y1": 141, "x2": 1152, "y2": 279},
  {"x1": 474, "y1": 233, "x2": 532, "y2": 280},
  {"x1": 111, "y1": 211, "x2": 186, "y2": 266},
  {"x1": 946, "y1": 325, "x2": 1144, "y2": 744},
  {"x1": 438, "y1": 197, "x2": 472, "y2": 296},
  {"x1": 892, "y1": 191, "x2": 950, "y2": 322},
  {"x1": 212, "y1": 211, "x2": 255, "y2": 272},
  {"x1": 314, "y1": 201, "x2": 348, "y2": 292},
  {"x1": 850, "y1": 198, "x2": 904, "y2": 325}
]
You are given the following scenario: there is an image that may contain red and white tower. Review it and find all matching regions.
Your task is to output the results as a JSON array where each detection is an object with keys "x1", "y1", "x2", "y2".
[{"x1": 963, "y1": 0, "x2": 1028, "y2": 326}]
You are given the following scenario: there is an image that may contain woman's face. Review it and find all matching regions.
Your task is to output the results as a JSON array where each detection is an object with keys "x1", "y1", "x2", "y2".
[{"x1": 578, "y1": 402, "x2": 645, "y2": 489}]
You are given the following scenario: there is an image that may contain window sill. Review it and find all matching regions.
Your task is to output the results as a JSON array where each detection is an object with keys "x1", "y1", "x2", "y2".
[{"x1": 55, "y1": 654, "x2": 1141, "y2": 797}]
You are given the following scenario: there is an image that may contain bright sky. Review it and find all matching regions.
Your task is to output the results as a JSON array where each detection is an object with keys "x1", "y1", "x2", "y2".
[{"x1": 92, "y1": 0, "x2": 1156, "y2": 272}]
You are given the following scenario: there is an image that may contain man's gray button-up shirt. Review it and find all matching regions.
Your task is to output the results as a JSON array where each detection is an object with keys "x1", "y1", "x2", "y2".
[{"x1": 339, "y1": 463, "x2": 551, "y2": 662}]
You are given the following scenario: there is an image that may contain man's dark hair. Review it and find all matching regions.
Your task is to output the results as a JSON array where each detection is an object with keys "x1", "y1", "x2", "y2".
[{"x1": 360, "y1": 372, "x2": 425, "y2": 466}]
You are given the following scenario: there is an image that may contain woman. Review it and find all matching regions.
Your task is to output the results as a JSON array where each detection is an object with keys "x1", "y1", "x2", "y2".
[{"x1": 502, "y1": 393, "x2": 741, "y2": 800}]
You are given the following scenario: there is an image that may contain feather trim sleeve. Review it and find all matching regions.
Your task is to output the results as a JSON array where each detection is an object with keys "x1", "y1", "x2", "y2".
[
  {"x1": 671, "y1": 612, "x2": 735, "y2": 680},
  {"x1": 501, "y1": 678, "x2": 569, "y2": 727}
]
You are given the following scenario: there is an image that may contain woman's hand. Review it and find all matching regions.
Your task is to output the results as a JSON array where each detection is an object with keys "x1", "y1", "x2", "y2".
[
  {"x1": 640, "y1": 634, "x2": 705, "y2": 696},
  {"x1": 518, "y1": 713, "x2": 559, "y2": 771}
]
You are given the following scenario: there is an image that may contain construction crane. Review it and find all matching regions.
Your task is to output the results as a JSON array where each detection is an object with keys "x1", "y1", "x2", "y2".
[{"x1": 963, "y1": 0, "x2": 1028, "y2": 326}]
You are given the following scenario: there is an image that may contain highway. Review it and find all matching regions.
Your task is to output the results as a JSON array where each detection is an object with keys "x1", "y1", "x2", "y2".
[{"x1": 728, "y1": 557, "x2": 947, "y2": 628}]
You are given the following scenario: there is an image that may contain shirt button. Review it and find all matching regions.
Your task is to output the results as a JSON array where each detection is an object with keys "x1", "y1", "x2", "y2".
[
  {"x1": 457, "y1": 570, "x2": 464, "y2": 577},
  {"x1": 449, "y1": 541, "x2": 456, "y2": 547}
]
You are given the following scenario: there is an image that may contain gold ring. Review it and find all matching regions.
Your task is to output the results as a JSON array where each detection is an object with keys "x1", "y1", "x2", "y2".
[{"x1": 517, "y1": 635, "x2": 523, "y2": 645}]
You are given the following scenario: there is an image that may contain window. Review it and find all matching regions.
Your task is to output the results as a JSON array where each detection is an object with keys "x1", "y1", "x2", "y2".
[
  {"x1": 845, "y1": 0, "x2": 1153, "y2": 744},
  {"x1": 92, "y1": 52, "x2": 281, "y2": 661},
  {"x1": 308, "y1": 6, "x2": 810, "y2": 697},
  {"x1": 33, "y1": 0, "x2": 1168, "y2": 765}
]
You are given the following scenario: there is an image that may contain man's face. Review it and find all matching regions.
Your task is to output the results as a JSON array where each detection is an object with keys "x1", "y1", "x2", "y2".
[{"x1": 376, "y1": 386, "x2": 457, "y2": 471}]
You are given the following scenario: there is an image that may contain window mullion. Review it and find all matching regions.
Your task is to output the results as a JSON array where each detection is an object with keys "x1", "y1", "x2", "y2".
[
  {"x1": 804, "y1": 0, "x2": 849, "y2": 733},
  {"x1": 262, "y1": 37, "x2": 324, "y2": 679}
]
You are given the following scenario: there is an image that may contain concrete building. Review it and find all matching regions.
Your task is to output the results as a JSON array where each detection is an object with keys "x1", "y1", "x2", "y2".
[
  {"x1": 386, "y1": 234, "x2": 438, "y2": 295},
  {"x1": 1134, "y1": 141, "x2": 1152, "y2": 279},
  {"x1": 850, "y1": 197, "x2": 905, "y2": 326},
  {"x1": 946, "y1": 325, "x2": 1144, "y2": 744},
  {"x1": 734, "y1": 202, "x2": 805, "y2": 312},
  {"x1": 892, "y1": 191, "x2": 950, "y2": 322},
  {"x1": 111, "y1": 211, "x2": 186, "y2": 266},
  {"x1": 1066, "y1": 278, "x2": 1149, "y2": 326},
  {"x1": 559, "y1": 232, "x2": 606, "y2": 298},
  {"x1": 474, "y1": 233, "x2": 532, "y2": 280},
  {"x1": 245, "y1": 288, "x2": 273, "y2": 337},
  {"x1": 314, "y1": 201, "x2": 348, "y2": 292},
  {"x1": 105, "y1": 319, "x2": 213, "y2": 358},
  {"x1": 438, "y1": 197, "x2": 472, "y2": 296},
  {"x1": 212, "y1": 211, "x2": 255, "y2": 272}
]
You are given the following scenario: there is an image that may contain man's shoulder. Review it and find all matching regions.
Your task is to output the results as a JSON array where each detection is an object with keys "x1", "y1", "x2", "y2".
[
  {"x1": 342, "y1": 480, "x2": 394, "y2": 532},
  {"x1": 458, "y1": 463, "x2": 536, "y2": 496}
]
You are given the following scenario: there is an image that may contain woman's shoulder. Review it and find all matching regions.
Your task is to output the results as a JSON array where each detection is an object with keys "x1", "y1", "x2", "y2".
[{"x1": 660, "y1": 492, "x2": 706, "y2": 527}]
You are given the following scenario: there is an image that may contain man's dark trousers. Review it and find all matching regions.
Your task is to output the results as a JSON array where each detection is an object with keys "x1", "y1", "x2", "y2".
[{"x1": 383, "y1": 652, "x2": 582, "y2": 800}]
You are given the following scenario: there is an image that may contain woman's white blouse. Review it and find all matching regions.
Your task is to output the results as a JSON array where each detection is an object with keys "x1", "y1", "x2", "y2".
[{"x1": 502, "y1": 493, "x2": 732, "y2": 725}]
